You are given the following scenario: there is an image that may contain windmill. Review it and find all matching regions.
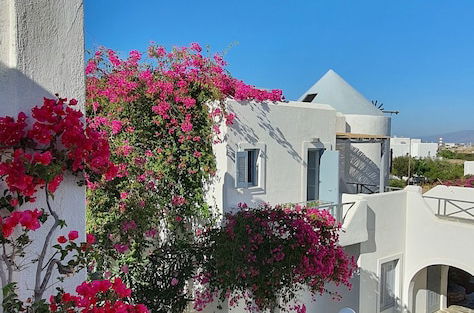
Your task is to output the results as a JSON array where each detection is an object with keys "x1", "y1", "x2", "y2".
[{"x1": 372, "y1": 100, "x2": 399, "y2": 115}]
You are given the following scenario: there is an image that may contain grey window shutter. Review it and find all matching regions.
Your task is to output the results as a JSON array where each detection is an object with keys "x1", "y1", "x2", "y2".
[{"x1": 236, "y1": 151, "x2": 248, "y2": 188}]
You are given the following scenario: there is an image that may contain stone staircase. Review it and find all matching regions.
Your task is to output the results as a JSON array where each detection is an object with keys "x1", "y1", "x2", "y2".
[{"x1": 436, "y1": 305, "x2": 474, "y2": 313}]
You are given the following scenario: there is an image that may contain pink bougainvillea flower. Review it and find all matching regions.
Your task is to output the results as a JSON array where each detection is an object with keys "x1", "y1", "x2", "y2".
[
  {"x1": 145, "y1": 228, "x2": 157, "y2": 238},
  {"x1": 57, "y1": 236, "x2": 67, "y2": 244},
  {"x1": 114, "y1": 244, "x2": 129, "y2": 254},
  {"x1": 120, "y1": 265, "x2": 129, "y2": 273},
  {"x1": 86, "y1": 233, "x2": 96, "y2": 244},
  {"x1": 68, "y1": 230, "x2": 79, "y2": 241}
]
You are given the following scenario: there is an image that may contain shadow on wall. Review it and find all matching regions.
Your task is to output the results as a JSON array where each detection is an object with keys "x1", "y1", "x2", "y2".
[
  {"x1": 359, "y1": 268, "x2": 410, "y2": 313},
  {"x1": 222, "y1": 172, "x2": 268, "y2": 213},
  {"x1": 0, "y1": 62, "x2": 54, "y2": 115},
  {"x1": 346, "y1": 145, "x2": 380, "y2": 192},
  {"x1": 230, "y1": 101, "x2": 304, "y2": 163},
  {"x1": 359, "y1": 206, "x2": 410, "y2": 313}
]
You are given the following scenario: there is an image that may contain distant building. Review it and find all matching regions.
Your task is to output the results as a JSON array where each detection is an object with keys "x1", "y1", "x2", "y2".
[
  {"x1": 464, "y1": 161, "x2": 474, "y2": 176},
  {"x1": 391, "y1": 137, "x2": 438, "y2": 158}
]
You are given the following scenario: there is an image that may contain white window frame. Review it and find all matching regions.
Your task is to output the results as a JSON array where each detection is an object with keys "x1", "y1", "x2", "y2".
[
  {"x1": 377, "y1": 254, "x2": 403, "y2": 313},
  {"x1": 235, "y1": 143, "x2": 266, "y2": 192}
]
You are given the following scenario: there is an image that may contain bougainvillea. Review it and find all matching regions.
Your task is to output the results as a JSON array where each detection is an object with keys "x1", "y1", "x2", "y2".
[
  {"x1": 0, "y1": 97, "x2": 147, "y2": 313},
  {"x1": 85, "y1": 44, "x2": 282, "y2": 311},
  {"x1": 195, "y1": 203, "x2": 356, "y2": 312},
  {"x1": 441, "y1": 175, "x2": 474, "y2": 187},
  {"x1": 49, "y1": 278, "x2": 149, "y2": 313}
]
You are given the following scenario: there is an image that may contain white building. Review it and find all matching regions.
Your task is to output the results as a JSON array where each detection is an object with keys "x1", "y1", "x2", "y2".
[
  {"x1": 210, "y1": 69, "x2": 391, "y2": 214},
  {"x1": 464, "y1": 161, "x2": 474, "y2": 176},
  {"x1": 391, "y1": 137, "x2": 439, "y2": 159},
  {"x1": 210, "y1": 70, "x2": 474, "y2": 313},
  {"x1": 299, "y1": 69, "x2": 391, "y2": 195}
]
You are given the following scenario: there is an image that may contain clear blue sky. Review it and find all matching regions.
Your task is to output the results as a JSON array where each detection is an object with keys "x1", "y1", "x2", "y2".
[{"x1": 85, "y1": 0, "x2": 474, "y2": 137}]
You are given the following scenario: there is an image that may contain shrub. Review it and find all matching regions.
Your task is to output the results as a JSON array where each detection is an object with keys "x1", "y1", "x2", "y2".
[{"x1": 195, "y1": 204, "x2": 356, "y2": 312}]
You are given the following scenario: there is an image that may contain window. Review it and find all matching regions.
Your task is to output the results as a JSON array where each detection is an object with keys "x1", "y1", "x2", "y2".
[
  {"x1": 236, "y1": 149, "x2": 259, "y2": 188},
  {"x1": 302, "y1": 93, "x2": 318, "y2": 102},
  {"x1": 306, "y1": 149, "x2": 321, "y2": 201},
  {"x1": 380, "y1": 259, "x2": 398, "y2": 310}
]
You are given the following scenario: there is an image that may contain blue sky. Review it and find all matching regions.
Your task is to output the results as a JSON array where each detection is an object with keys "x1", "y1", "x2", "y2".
[{"x1": 85, "y1": 0, "x2": 474, "y2": 137}]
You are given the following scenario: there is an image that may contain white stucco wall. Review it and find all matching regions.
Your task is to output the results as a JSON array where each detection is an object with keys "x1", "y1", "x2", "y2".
[
  {"x1": 391, "y1": 138, "x2": 411, "y2": 158},
  {"x1": 0, "y1": 0, "x2": 85, "y2": 303},
  {"x1": 338, "y1": 186, "x2": 474, "y2": 313},
  {"x1": 410, "y1": 142, "x2": 438, "y2": 159},
  {"x1": 391, "y1": 138, "x2": 438, "y2": 159},
  {"x1": 403, "y1": 186, "x2": 474, "y2": 312},
  {"x1": 464, "y1": 161, "x2": 474, "y2": 176},
  {"x1": 216, "y1": 100, "x2": 337, "y2": 212}
]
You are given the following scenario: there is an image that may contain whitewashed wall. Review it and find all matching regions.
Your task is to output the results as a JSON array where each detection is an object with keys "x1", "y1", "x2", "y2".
[
  {"x1": 0, "y1": 0, "x2": 85, "y2": 303},
  {"x1": 391, "y1": 138, "x2": 438, "y2": 159},
  {"x1": 464, "y1": 161, "x2": 474, "y2": 176},
  {"x1": 213, "y1": 100, "x2": 338, "y2": 212},
  {"x1": 336, "y1": 186, "x2": 474, "y2": 313},
  {"x1": 410, "y1": 142, "x2": 438, "y2": 158},
  {"x1": 390, "y1": 138, "x2": 411, "y2": 158}
]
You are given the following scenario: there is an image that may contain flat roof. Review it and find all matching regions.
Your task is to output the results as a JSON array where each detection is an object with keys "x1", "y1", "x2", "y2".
[{"x1": 336, "y1": 132, "x2": 389, "y2": 140}]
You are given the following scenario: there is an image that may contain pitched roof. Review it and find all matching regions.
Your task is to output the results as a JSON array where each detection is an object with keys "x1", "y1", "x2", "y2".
[{"x1": 298, "y1": 69, "x2": 383, "y2": 116}]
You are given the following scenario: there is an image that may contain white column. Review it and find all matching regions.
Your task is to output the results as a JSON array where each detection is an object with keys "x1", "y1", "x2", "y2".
[
  {"x1": 379, "y1": 140, "x2": 386, "y2": 193},
  {"x1": 440, "y1": 265, "x2": 449, "y2": 309}
]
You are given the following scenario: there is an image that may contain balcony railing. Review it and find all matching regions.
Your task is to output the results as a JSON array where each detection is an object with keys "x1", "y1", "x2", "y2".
[
  {"x1": 282, "y1": 200, "x2": 356, "y2": 223},
  {"x1": 423, "y1": 195, "x2": 474, "y2": 221},
  {"x1": 346, "y1": 182, "x2": 403, "y2": 194}
]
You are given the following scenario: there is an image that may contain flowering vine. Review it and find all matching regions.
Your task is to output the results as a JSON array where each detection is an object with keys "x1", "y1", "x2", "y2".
[
  {"x1": 0, "y1": 97, "x2": 146, "y2": 312},
  {"x1": 85, "y1": 43, "x2": 282, "y2": 311}
]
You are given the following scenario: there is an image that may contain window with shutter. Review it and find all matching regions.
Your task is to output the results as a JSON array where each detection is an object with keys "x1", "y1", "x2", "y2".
[{"x1": 235, "y1": 149, "x2": 260, "y2": 188}]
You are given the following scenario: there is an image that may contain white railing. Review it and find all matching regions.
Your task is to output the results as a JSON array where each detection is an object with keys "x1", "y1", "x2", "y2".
[
  {"x1": 282, "y1": 200, "x2": 356, "y2": 223},
  {"x1": 423, "y1": 195, "x2": 474, "y2": 221},
  {"x1": 346, "y1": 182, "x2": 403, "y2": 194}
]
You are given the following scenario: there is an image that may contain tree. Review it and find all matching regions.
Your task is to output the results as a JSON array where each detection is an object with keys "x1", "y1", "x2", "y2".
[{"x1": 391, "y1": 156, "x2": 413, "y2": 179}]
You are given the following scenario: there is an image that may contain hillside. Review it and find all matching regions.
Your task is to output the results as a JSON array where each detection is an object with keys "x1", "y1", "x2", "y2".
[{"x1": 420, "y1": 130, "x2": 474, "y2": 144}]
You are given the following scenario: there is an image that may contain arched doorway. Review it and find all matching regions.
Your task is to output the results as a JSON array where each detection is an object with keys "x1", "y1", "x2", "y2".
[{"x1": 409, "y1": 265, "x2": 474, "y2": 313}]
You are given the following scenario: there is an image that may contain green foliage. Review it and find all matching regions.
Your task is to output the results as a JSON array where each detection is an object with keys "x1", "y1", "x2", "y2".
[
  {"x1": 391, "y1": 156, "x2": 464, "y2": 182},
  {"x1": 2, "y1": 283, "x2": 49, "y2": 313},
  {"x1": 389, "y1": 179, "x2": 406, "y2": 189},
  {"x1": 438, "y1": 149, "x2": 474, "y2": 161},
  {"x1": 126, "y1": 239, "x2": 206, "y2": 313},
  {"x1": 391, "y1": 156, "x2": 412, "y2": 178},
  {"x1": 438, "y1": 149, "x2": 456, "y2": 159}
]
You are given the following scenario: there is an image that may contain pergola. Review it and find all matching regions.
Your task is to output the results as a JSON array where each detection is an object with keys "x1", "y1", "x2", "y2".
[{"x1": 336, "y1": 132, "x2": 390, "y2": 193}]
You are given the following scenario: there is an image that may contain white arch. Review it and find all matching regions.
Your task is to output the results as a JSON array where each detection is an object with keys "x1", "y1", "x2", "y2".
[{"x1": 406, "y1": 262, "x2": 474, "y2": 313}]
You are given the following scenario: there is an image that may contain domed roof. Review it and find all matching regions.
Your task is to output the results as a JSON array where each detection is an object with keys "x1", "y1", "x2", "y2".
[{"x1": 298, "y1": 69, "x2": 383, "y2": 116}]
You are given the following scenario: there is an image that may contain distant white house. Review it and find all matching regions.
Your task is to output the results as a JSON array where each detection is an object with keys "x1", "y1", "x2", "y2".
[
  {"x1": 209, "y1": 70, "x2": 474, "y2": 313},
  {"x1": 391, "y1": 137, "x2": 439, "y2": 159},
  {"x1": 464, "y1": 161, "x2": 474, "y2": 176}
]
